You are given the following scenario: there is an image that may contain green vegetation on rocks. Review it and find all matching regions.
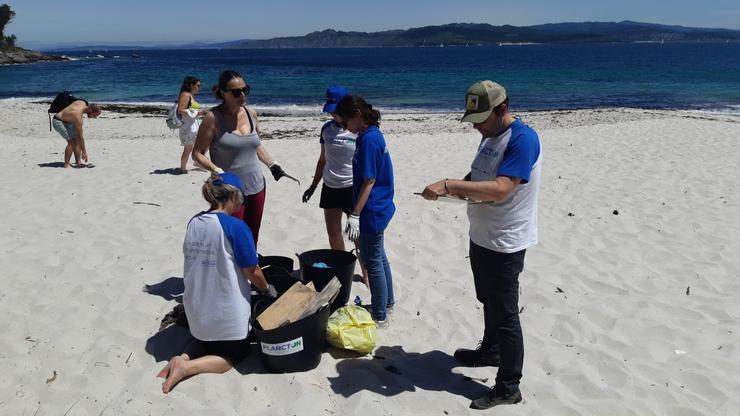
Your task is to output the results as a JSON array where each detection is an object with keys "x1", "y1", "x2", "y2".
[{"x1": 0, "y1": 3, "x2": 64, "y2": 64}]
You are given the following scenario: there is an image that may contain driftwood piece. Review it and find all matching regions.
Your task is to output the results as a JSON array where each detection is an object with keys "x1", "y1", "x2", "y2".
[{"x1": 256, "y1": 282, "x2": 317, "y2": 330}]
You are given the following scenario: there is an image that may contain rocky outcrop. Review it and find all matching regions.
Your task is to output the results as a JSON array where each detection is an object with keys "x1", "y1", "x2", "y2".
[{"x1": 0, "y1": 47, "x2": 66, "y2": 64}]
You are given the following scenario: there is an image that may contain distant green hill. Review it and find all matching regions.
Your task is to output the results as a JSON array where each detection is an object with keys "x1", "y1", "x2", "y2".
[{"x1": 225, "y1": 21, "x2": 740, "y2": 48}]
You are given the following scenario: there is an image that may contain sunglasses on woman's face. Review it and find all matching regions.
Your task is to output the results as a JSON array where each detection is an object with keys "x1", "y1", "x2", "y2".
[{"x1": 225, "y1": 85, "x2": 251, "y2": 98}]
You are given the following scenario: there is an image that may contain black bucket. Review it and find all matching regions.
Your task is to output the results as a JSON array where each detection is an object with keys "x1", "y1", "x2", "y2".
[
  {"x1": 258, "y1": 265, "x2": 302, "y2": 295},
  {"x1": 253, "y1": 255, "x2": 301, "y2": 297},
  {"x1": 298, "y1": 249, "x2": 356, "y2": 311},
  {"x1": 259, "y1": 255, "x2": 294, "y2": 274},
  {"x1": 253, "y1": 305, "x2": 331, "y2": 373}
]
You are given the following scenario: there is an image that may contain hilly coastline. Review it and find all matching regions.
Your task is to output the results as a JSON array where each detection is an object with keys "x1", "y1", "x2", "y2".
[{"x1": 223, "y1": 21, "x2": 740, "y2": 48}]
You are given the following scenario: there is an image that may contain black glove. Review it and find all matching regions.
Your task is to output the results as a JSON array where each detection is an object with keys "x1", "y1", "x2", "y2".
[
  {"x1": 269, "y1": 162, "x2": 286, "y2": 181},
  {"x1": 302, "y1": 185, "x2": 317, "y2": 203},
  {"x1": 258, "y1": 284, "x2": 278, "y2": 299}
]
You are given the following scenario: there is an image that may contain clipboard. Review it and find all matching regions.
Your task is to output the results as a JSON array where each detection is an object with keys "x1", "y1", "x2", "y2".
[{"x1": 413, "y1": 192, "x2": 483, "y2": 204}]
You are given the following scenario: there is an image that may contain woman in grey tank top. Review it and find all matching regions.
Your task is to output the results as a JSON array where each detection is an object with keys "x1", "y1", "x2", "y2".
[{"x1": 192, "y1": 70, "x2": 295, "y2": 246}]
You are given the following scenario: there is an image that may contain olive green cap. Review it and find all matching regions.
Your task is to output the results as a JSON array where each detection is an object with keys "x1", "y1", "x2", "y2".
[{"x1": 461, "y1": 80, "x2": 507, "y2": 123}]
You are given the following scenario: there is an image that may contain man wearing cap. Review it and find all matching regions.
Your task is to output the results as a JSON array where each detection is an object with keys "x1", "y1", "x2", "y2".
[{"x1": 421, "y1": 80, "x2": 541, "y2": 409}]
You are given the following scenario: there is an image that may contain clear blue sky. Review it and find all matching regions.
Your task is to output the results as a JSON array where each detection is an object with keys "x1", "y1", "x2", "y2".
[{"x1": 6, "y1": 0, "x2": 740, "y2": 47}]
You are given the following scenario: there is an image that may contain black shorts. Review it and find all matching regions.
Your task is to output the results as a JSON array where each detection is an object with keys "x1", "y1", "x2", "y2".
[
  {"x1": 319, "y1": 184, "x2": 353, "y2": 214},
  {"x1": 194, "y1": 337, "x2": 252, "y2": 364}
]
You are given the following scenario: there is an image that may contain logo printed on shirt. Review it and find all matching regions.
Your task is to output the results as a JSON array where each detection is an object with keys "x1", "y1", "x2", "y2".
[
  {"x1": 330, "y1": 137, "x2": 355, "y2": 145},
  {"x1": 473, "y1": 141, "x2": 501, "y2": 176},
  {"x1": 477, "y1": 146, "x2": 499, "y2": 158}
]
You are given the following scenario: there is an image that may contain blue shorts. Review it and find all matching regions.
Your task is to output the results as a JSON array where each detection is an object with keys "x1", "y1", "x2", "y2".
[{"x1": 52, "y1": 116, "x2": 78, "y2": 141}]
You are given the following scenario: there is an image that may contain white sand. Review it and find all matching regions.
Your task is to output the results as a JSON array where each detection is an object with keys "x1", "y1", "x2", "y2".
[{"x1": 1, "y1": 100, "x2": 739, "y2": 415}]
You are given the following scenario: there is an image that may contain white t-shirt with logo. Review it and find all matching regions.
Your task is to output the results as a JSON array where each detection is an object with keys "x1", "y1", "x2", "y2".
[
  {"x1": 467, "y1": 119, "x2": 542, "y2": 253},
  {"x1": 320, "y1": 120, "x2": 356, "y2": 189},
  {"x1": 183, "y1": 212, "x2": 257, "y2": 341}
]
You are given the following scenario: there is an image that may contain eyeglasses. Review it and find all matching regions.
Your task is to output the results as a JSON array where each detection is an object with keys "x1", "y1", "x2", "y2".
[{"x1": 225, "y1": 85, "x2": 251, "y2": 98}]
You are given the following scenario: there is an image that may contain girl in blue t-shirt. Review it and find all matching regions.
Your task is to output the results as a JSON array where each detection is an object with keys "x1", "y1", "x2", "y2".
[
  {"x1": 334, "y1": 95, "x2": 396, "y2": 326},
  {"x1": 302, "y1": 85, "x2": 369, "y2": 286},
  {"x1": 158, "y1": 172, "x2": 276, "y2": 394}
]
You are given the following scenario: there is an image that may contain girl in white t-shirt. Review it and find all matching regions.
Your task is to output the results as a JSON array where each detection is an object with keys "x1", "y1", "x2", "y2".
[
  {"x1": 302, "y1": 85, "x2": 368, "y2": 285},
  {"x1": 158, "y1": 172, "x2": 276, "y2": 394}
]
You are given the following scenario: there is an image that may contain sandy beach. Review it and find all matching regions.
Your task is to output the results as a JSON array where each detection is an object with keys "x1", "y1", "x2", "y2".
[{"x1": 1, "y1": 99, "x2": 738, "y2": 415}]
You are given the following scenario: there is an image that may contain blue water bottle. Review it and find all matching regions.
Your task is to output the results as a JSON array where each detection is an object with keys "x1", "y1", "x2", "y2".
[{"x1": 354, "y1": 295, "x2": 362, "y2": 306}]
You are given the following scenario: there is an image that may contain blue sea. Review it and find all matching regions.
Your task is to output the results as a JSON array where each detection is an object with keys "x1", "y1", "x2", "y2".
[{"x1": 1, "y1": 43, "x2": 739, "y2": 114}]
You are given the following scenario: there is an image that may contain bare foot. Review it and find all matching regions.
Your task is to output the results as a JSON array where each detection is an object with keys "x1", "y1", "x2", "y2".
[
  {"x1": 162, "y1": 355, "x2": 188, "y2": 394},
  {"x1": 156, "y1": 361, "x2": 171, "y2": 378}
]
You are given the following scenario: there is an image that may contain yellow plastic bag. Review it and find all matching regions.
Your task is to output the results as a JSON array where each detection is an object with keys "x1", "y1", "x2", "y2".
[{"x1": 326, "y1": 305, "x2": 377, "y2": 354}]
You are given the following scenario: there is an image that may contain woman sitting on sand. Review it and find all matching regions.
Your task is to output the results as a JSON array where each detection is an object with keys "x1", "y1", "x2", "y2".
[
  {"x1": 158, "y1": 173, "x2": 276, "y2": 394},
  {"x1": 334, "y1": 95, "x2": 396, "y2": 326},
  {"x1": 192, "y1": 69, "x2": 293, "y2": 246},
  {"x1": 176, "y1": 76, "x2": 203, "y2": 173}
]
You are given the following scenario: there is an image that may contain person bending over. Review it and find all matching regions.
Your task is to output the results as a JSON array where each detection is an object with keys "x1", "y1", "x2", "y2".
[{"x1": 51, "y1": 98, "x2": 101, "y2": 168}]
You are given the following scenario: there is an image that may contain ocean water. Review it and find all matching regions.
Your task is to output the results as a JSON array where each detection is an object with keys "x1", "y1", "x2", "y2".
[{"x1": 1, "y1": 43, "x2": 739, "y2": 114}]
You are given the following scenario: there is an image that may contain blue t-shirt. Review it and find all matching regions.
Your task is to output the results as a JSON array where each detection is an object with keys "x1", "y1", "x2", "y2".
[{"x1": 352, "y1": 125, "x2": 395, "y2": 234}]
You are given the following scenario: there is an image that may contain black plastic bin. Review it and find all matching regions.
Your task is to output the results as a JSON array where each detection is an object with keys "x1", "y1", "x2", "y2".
[
  {"x1": 258, "y1": 255, "x2": 295, "y2": 274},
  {"x1": 252, "y1": 255, "x2": 301, "y2": 296},
  {"x1": 253, "y1": 305, "x2": 331, "y2": 373},
  {"x1": 258, "y1": 265, "x2": 301, "y2": 294},
  {"x1": 298, "y1": 249, "x2": 356, "y2": 311}
]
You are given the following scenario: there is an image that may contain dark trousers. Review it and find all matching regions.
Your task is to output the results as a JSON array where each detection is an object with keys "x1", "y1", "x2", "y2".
[{"x1": 469, "y1": 240, "x2": 526, "y2": 395}]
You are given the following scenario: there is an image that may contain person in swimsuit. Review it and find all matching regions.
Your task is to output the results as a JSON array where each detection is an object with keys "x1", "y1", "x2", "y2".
[
  {"x1": 51, "y1": 99, "x2": 101, "y2": 168},
  {"x1": 176, "y1": 76, "x2": 203, "y2": 173},
  {"x1": 192, "y1": 69, "x2": 294, "y2": 246},
  {"x1": 157, "y1": 172, "x2": 277, "y2": 394}
]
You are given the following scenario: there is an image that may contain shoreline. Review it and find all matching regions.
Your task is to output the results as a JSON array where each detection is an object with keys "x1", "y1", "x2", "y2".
[{"x1": 11, "y1": 97, "x2": 740, "y2": 123}]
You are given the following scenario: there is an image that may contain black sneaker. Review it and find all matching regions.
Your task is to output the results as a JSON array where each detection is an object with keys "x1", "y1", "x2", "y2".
[
  {"x1": 470, "y1": 387, "x2": 522, "y2": 410},
  {"x1": 454, "y1": 343, "x2": 500, "y2": 367}
]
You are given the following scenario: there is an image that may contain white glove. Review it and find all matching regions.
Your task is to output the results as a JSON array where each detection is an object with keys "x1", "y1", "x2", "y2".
[
  {"x1": 345, "y1": 213, "x2": 360, "y2": 242},
  {"x1": 258, "y1": 284, "x2": 278, "y2": 299},
  {"x1": 213, "y1": 167, "x2": 224, "y2": 174}
]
